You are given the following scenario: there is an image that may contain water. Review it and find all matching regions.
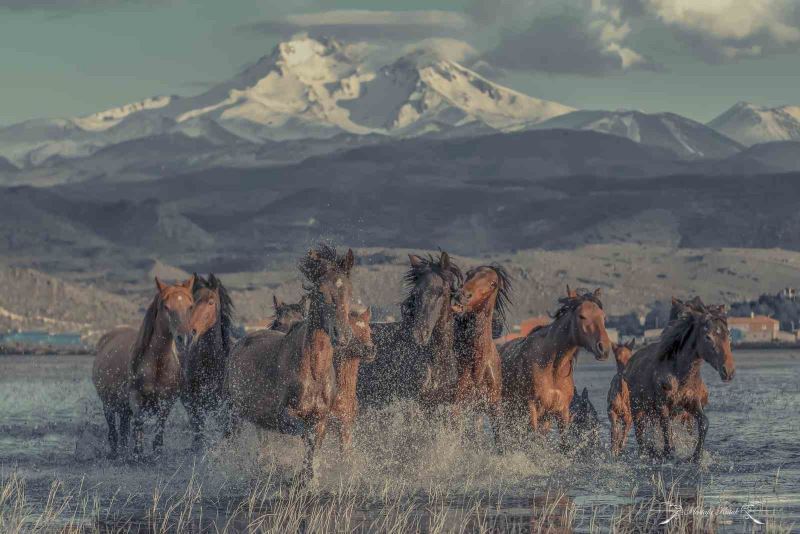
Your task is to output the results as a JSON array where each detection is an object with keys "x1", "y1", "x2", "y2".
[{"x1": 0, "y1": 351, "x2": 797, "y2": 532}]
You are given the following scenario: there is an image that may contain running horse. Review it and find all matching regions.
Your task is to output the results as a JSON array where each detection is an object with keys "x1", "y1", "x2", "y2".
[
  {"x1": 624, "y1": 297, "x2": 734, "y2": 462},
  {"x1": 607, "y1": 339, "x2": 636, "y2": 456},
  {"x1": 357, "y1": 252, "x2": 462, "y2": 409},
  {"x1": 450, "y1": 264, "x2": 512, "y2": 448},
  {"x1": 93, "y1": 276, "x2": 195, "y2": 458},
  {"x1": 181, "y1": 273, "x2": 235, "y2": 450},
  {"x1": 225, "y1": 245, "x2": 355, "y2": 481},
  {"x1": 500, "y1": 287, "x2": 613, "y2": 447}
]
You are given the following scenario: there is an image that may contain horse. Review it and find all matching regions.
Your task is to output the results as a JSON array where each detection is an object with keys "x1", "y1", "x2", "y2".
[
  {"x1": 357, "y1": 251, "x2": 463, "y2": 409},
  {"x1": 330, "y1": 308, "x2": 375, "y2": 453},
  {"x1": 607, "y1": 339, "x2": 636, "y2": 456},
  {"x1": 624, "y1": 297, "x2": 734, "y2": 462},
  {"x1": 499, "y1": 287, "x2": 613, "y2": 447},
  {"x1": 225, "y1": 245, "x2": 355, "y2": 481},
  {"x1": 93, "y1": 276, "x2": 195, "y2": 459},
  {"x1": 181, "y1": 273, "x2": 235, "y2": 450},
  {"x1": 450, "y1": 264, "x2": 512, "y2": 448},
  {"x1": 566, "y1": 387, "x2": 601, "y2": 453},
  {"x1": 269, "y1": 295, "x2": 307, "y2": 333}
]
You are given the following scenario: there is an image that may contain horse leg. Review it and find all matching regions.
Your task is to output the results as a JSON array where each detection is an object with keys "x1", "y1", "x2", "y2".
[
  {"x1": 659, "y1": 411, "x2": 673, "y2": 459},
  {"x1": 633, "y1": 412, "x2": 655, "y2": 459},
  {"x1": 690, "y1": 407, "x2": 709, "y2": 463},
  {"x1": 300, "y1": 418, "x2": 327, "y2": 484},
  {"x1": 131, "y1": 408, "x2": 145, "y2": 459},
  {"x1": 187, "y1": 403, "x2": 205, "y2": 452},
  {"x1": 620, "y1": 412, "x2": 632, "y2": 456},
  {"x1": 609, "y1": 411, "x2": 620, "y2": 456},
  {"x1": 152, "y1": 402, "x2": 172, "y2": 455},
  {"x1": 527, "y1": 400, "x2": 540, "y2": 433},
  {"x1": 555, "y1": 407, "x2": 571, "y2": 452},
  {"x1": 338, "y1": 414, "x2": 353, "y2": 455},
  {"x1": 119, "y1": 406, "x2": 132, "y2": 452},
  {"x1": 103, "y1": 406, "x2": 118, "y2": 459},
  {"x1": 488, "y1": 400, "x2": 503, "y2": 453}
]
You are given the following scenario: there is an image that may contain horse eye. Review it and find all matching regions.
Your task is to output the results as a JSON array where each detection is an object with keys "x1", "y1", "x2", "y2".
[{"x1": 579, "y1": 314, "x2": 587, "y2": 320}]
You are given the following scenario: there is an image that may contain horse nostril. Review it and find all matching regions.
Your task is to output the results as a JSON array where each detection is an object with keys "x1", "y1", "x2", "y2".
[{"x1": 191, "y1": 329, "x2": 197, "y2": 336}]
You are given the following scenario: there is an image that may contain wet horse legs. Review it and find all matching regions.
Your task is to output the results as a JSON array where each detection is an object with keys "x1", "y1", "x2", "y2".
[
  {"x1": 103, "y1": 406, "x2": 119, "y2": 459},
  {"x1": 301, "y1": 418, "x2": 328, "y2": 483},
  {"x1": 659, "y1": 412, "x2": 673, "y2": 458},
  {"x1": 690, "y1": 406, "x2": 709, "y2": 463}
]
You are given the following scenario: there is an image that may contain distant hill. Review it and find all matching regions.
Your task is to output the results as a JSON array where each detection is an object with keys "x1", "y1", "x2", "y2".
[{"x1": 708, "y1": 102, "x2": 800, "y2": 146}]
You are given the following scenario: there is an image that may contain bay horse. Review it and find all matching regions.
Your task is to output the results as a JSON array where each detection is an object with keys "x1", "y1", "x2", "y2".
[
  {"x1": 357, "y1": 251, "x2": 462, "y2": 409},
  {"x1": 93, "y1": 276, "x2": 195, "y2": 458},
  {"x1": 607, "y1": 339, "x2": 636, "y2": 456},
  {"x1": 330, "y1": 308, "x2": 375, "y2": 452},
  {"x1": 225, "y1": 245, "x2": 355, "y2": 481},
  {"x1": 499, "y1": 287, "x2": 613, "y2": 447},
  {"x1": 624, "y1": 297, "x2": 734, "y2": 462},
  {"x1": 450, "y1": 264, "x2": 512, "y2": 448},
  {"x1": 181, "y1": 273, "x2": 235, "y2": 450},
  {"x1": 269, "y1": 295, "x2": 307, "y2": 333}
]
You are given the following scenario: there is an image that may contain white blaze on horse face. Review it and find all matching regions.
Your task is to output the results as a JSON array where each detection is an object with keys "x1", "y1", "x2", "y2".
[
  {"x1": 355, "y1": 321, "x2": 365, "y2": 328},
  {"x1": 336, "y1": 278, "x2": 343, "y2": 288}
]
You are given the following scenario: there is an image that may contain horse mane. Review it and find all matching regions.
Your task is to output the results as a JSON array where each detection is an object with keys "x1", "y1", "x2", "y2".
[
  {"x1": 298, "y1": 243, "x2": 348, "y2": 284},
  {"x1": 657, "y1": 297, "x2": 728, "y2": 361},
  {"x1": 193, "y1": 273, "x2": 236, "y2": 355},
  {"x1": 130, "y1": 292, "x2": 160, "y2": 375},
  {"x1": 401, "y1": 251, "x2": 463, "y2": 320},
  {"x1": 550, "y1": 288, "x2": 603, "y2": 322},
  {"x1": 460, "y1": 264, "x2": 513, "y2": 337}
]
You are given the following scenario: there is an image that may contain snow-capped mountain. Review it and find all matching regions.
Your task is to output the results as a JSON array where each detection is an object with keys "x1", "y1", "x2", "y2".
[
  {"x1": 707, "y1": 102, "x2": 800, "y2": 146},
  {"x1": 531, "y1": 110, "x2": 742, "y2": 159},
  {"x1": 0, "y1": 36, "x2": 573, "y2": 168}
]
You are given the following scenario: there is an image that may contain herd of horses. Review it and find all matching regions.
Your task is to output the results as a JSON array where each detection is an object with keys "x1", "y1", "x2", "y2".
[{"x1": 91, "y1": 245, "x2": 736, "y2": 482}]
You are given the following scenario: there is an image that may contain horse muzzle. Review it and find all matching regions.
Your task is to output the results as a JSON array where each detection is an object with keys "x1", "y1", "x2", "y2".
[{"x1": 720, "y1": 366, "x2": 735, "y2": 382}]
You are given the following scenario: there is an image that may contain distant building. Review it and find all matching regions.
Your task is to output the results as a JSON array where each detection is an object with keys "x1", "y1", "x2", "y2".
[
  {"x1": 644, "y1": 328, "x2": 663, "y2": 343},
  {"x1": 729, "y1": 314, "x2": 780, "y2": 343},
  {"x1": 779, "y1": 288, "x2": 797, "y2": 300}
]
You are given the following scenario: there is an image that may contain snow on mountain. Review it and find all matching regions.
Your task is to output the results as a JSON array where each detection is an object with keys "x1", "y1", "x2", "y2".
[
  {"x1": 531, "y1": 110, "x2": 742, "y2": 160},
  {"x1": 0, "y1": 36, "x2": 573, "y2": 167},
  {"x1": 707, "y1": 102, "x2": 800, "y2": 146}
]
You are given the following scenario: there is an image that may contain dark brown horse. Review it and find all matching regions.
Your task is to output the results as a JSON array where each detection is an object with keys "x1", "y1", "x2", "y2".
[
  {"x1": 500, "y1": 287, "x2": 612, "y2": 447},
  {"x1": 93, "y1": 276, "x2": 195, "y2": 458},
  {"x1": 624, "y1": 297, "x2": 734, "y2": 462},
  {"x1": 607, "y1": 339, "x2": 636, "y2": 456},
  {"x1": 181, "y1": 273, "x2": 235, "y2": 450},
  {"x1": 269, "y1": 295, "x2": 307, "y2": 333},
  {"x1": 357, "y1": 252, "x2": 463, "y2": 409},
  {"x1": 330, "y1": 308, "x2": 375, "y2": 452},
  {"x1": 225, "y1": 245, "x2": 355, "y2": 481},
  {"x1": 450, "y1": 265, "x2": 512, "y2": 448}
]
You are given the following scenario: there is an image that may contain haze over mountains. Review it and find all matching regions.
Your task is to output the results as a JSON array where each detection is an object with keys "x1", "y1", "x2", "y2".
[{"x1": 0, "y1": 35, "x2": 799, "y2": 330}]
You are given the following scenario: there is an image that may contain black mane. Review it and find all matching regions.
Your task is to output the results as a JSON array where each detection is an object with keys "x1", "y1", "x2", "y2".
[
  {"x1": 401, "y1": 252, "x2": 463, "y2": 320},
  {"x1": 193, "y1": 273, "x2": 235, "y2": 354},
  {"x1": 657, "y1": 297, "x2": 728, "y2": 360},
  {"x1": 550, "y1": 288, "x2": 603, "y2": 322}
]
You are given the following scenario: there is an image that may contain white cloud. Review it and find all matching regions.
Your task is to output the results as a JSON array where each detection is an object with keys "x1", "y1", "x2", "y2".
[{"x1": 401, "y1": 38, "x2": 480, "y2": 64}]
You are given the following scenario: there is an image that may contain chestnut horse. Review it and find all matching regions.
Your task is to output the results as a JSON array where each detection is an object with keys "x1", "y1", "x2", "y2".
[
  {"x1": 93, "y1": 276, "x2": 195, "y2": 458},
  {"x1": 624, "y1": 297, "x2": 734, "y2": 462},
  {"x1": 269, "y1": 295, "x2": 307, "y2": 333},
  {"x1": 607, "y1": 339, "x2": 636, "y2": 456},
  {"x1": 181, "y1": 274, "x2": 235, "y2": 450},
  {"x1": 450, "y1": 265, "x2": 512, "y2": 448},
  {"x1": 225, "y1": 245, "x2": 355, "y2": 481},
  {"x1": 500, "y1": 287, "x2": 612, "y2": 447},
  {"x1": 357, "y1": 252, "x2": 462, "y2": 409},
  {"x1": 330, "y1": 308, "x2": 375, "y2": 452}
]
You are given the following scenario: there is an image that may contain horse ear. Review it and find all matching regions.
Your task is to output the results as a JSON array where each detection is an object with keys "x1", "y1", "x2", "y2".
[
  {"x1": 155, "y1": 277, "x2": 167, "y2": 293},
  {"x1": 593, "y1": 288, "x2": 602, "y2": 299},
  {"x1": 566, "y1": 285, "x2": 577, "y2": 298},
  {"x1": 409, "y1": 254, "x2": 424, "y2": 268},
  {"x1": 182, "y1": 275, "x2": 195, "y2": 290},
  {"x1": 207, "y1": 273, "x2": 220, "y2": 289},
  {"x1": 342, "y1": 248, "x2": 355, "y2": 273},
  {"x1": 440, "y1": 251, "x2": 451, "y2": 271},
  {"x1": 626, "y1": 338, "x2": 637, "y2": 350},
  {"x1": 360, "y1": 307, "x2": 371, "y2": 322},
  {"x1": 273, "y1": 295, "x2": 282, "y2": 310},
  {"x1": 582, "y1": 387, "x2": 589, "y2": 400}
]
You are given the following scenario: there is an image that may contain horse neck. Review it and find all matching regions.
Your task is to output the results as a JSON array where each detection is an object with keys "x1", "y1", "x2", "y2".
[
  {"x1": 429, "y1": 303, "x2": 455, "y2": 362},
  {"x1": 197, "y1": 317, "x2": 226, "y2": 364},
  {"x1": 141, "y1": 312, "x2": 175, "y2": 368},
  {"x1": 460, "y1": 297, "x2": 496, "y2": 365},
  {"x1": 533, "y1": 314, "x2": 579, "y2": 371},
  {"x1": 669, "y1": 336, "x2": 704, "y2": 383}
]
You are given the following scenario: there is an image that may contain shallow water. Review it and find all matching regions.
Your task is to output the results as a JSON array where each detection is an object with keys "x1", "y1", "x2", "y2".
[{"x1": 0, "y1": 350, "x2": 797, "y2": 532}]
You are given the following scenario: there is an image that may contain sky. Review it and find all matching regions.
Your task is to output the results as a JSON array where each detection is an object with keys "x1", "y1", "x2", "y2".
[{"x1": 1, "y1": 0, "x2": 799, "y2": 125}]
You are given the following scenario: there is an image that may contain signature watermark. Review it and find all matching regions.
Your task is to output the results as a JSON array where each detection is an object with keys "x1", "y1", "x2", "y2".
[{"x1": 659, "y1": 501, "x2": 765, "y2": 525}]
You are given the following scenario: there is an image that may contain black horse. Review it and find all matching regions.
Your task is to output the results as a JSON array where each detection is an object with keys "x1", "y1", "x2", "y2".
[{"x1": 357, "y1": 251, "x2": 463, "y2": 409}]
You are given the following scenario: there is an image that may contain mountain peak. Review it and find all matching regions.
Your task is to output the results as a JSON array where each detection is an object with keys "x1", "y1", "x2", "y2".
[{"x1": 709, "y1": 101, "x2": 800, "y2": 146}]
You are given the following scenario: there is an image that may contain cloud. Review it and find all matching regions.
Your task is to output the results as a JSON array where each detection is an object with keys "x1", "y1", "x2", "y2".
[
  {"x1": 240, "y1": 9, "x2": 473, "y2": 42},
  {"x1": 401, "y1": 38, "x2": 480, "y2": 64},
  {"x1": 625, "y1": 0, "x2": 800, "y2": 62},
  {"x1": 0, "y1": 0, "x2": 167, "y2": 10},
  {"x1": 477, "y1": 0, "x2": 655, "y2": 75}
]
